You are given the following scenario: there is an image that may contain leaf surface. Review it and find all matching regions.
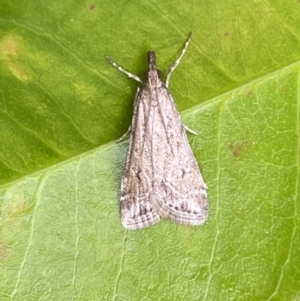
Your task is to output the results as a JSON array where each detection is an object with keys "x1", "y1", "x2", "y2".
[{"x1": 0, "y1": 1, "x2": 299, "y2": 300}]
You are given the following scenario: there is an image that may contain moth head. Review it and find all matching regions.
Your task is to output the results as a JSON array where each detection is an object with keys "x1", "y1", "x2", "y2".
[{"x1": 144, "y1": 51, "x2": 162, "y2": 83}]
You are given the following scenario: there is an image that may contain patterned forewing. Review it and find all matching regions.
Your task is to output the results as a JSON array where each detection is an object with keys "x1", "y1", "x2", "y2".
[
  {"x1": 148, "y1": 87, "x2": 209, "y2": 225},
  {"x1": 120, "y1": 88, "x2": 161, "y2": 229}
]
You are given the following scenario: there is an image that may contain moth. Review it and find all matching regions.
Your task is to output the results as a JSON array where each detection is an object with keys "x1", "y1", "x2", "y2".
[{"x1": 106, "y1": 33, "x2": 208, "y2": 229}]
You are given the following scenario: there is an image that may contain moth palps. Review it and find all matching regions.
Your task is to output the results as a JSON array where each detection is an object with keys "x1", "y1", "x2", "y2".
[{"x1": 106, "y1": 33, "x2": 208, "y2": 230}]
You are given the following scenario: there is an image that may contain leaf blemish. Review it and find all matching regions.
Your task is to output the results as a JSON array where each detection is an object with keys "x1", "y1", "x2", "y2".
[
  {"x1": 0, "y1": 34, "x2": 32, "y2": 81},
  {"x1": 0, "y1": 34, "x2": 22, "y2": 58},
  {"x1": 8, "y1": 62, "x2": 30, "y2": 81},
  {"x1": 0, "y1": 243, "x2": 8, "y2": 260},
  {"x1": 228, "y1": 142, "x2": 245, "y2": 160}
]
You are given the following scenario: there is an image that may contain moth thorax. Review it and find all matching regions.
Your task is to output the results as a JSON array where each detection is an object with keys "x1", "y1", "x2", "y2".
[{"x1": 145, "y1": 70, "x2": 162, "y2": 87}]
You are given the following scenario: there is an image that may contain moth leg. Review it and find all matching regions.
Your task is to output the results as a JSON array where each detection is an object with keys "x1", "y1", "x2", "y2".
[
  {"x1": 105, "y1": 56, "x2": 143, "y2": 83},
  {"x1": 184, "y1": 124, "x2": 198, "y2": 135},
  {"x1": 117, "y1": 125, "x2": 131, "y2": 143},
  {"x1": 165, "y1": 32, "x2": 193, "y2": 88}
]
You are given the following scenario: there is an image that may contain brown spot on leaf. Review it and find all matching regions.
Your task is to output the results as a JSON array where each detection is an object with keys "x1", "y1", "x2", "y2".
[
  {"x1": 228, "y1": 138, "x2": 257, "y2": 160},
  {"x1": 0, "y1": 243, "x2": 8, "y2": 260},
  {"x1": 278, "y1": 84, "x2": 286, "y2": 93},
  {"x1": 90, "y1": 4, "x2": 95, "y2": 10},
  {"x1": 224, "y1": 32, "x2": 229, "y2": 37},
  {"x1": 228, "y1": 142, "x2": 245, "y2": 159}
]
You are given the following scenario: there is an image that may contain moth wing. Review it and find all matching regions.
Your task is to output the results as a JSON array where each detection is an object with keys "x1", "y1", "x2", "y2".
[
  {"x1": 120, "y1": 192, "x2": 161, "y2": 230},
  {"x1": 120, "y1": 88, "x2": 161, "y2": 230},
  {"x1": 148, "y1": 87, "x2": 209, "y2": 225}
]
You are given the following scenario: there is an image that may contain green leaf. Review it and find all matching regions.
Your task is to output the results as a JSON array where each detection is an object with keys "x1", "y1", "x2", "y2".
[{"x1": 0, "y1": 1, "x2": 299, "y2": 300}]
